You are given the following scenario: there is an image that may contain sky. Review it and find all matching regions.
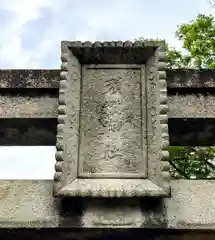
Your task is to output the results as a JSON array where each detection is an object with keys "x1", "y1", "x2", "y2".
[{"x1": 0, "y1": 0, "x2": 214, "y2": 179}]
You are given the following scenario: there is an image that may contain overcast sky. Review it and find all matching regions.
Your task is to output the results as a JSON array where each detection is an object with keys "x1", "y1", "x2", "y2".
[{"x1": 0, "y1": 0, "x2": 214, "y2": 179}]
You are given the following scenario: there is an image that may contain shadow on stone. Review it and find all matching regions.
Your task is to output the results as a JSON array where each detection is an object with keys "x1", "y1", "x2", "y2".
[
  {"x1": 140, "y1": 197, "x2": 168, "y2": 228},
  {"x1": 59, "y1": 197, "x2": 85, "y2": 227}
]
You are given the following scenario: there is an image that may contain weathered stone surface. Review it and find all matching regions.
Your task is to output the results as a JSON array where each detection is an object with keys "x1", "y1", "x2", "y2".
[
  {"x1": 0, "y1": 181, "x2": 59, "y2": 228},
  {"x1": 79, "y1": 68, "x2": 145, "y2": 177},
  {"x1": 1, "y1": 118, "x2": 215, "y2": 146},
  {"x1": 54, "y1": 41, "x2": 82, "y2": 196},
  {"x1": 168, "y1": 94, "x2": 215, "y2": 118},
  {"x1": 58, "y1": 179, "x2": 166, "y2": 197},
  {"x1": 1, "y1": 69, "x2": 215, "y2": 89},
  {"x1": 2, "y1": 49, "x2": 215, "y2": 238},
  {"x1": 2, "y1": 94, "x2": 215, "y2": 118},
  {"x1": 0, "y1": 180, "x2": 214, "y2": 230},
  {"x1": 167, "y1": 69, "x2": 215, "y2": 88},
  {"x1": 59, "y1": 40, "x2": 160, "y2": 64},
  {"x1": 0, "y1": 70, "x2": 59, "y2": 88},
  {"x1": 0, "y1": 95, "x2": 58, "y2": 118},
  {"x1": 54, "y1": 41, "x2": 169, "y2": 197},
  {"x1": 166, "y1": 180, "x2": 215, "y2": 229}
]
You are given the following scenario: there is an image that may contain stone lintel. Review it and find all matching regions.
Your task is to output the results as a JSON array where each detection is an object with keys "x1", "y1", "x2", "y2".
[
  {"x1": 1, "y1": 69, "x2": 215, "y2": 89},
  {"x1": 0, "y1": 180, "x2": 214, "y2": 230}
]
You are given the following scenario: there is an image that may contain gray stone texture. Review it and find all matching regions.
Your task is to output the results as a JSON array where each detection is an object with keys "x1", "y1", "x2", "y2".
[
  {"x1": 54, "y1": 41, "x2": 170, "y2": 197},
  {"x1": 1, "y1": 118, "x2": 215, "y2": 146},
  {"x1": 2, "y1": 94, "x2": 215, "y2": 118},
  {"x1": 1, "y1": 69, "x2": 215, "y2": 148},
  {"x1": 0, "y1": 95, "x2": 58, "y2": 118},
  {"x1": 1, "y1": 47, "x2": 215, "y2": 238},
  {"x1": 54, "y1": 41, "x2": 81, "y2": 195},
  {"x1": 2, "y1": 94, "x2": 215, "y2": 119},
  {"x1": 168, "y1": 94, "x2": 215, "y2": 118},
  {"x1": 0, "y1": 69, "x2": 59, "y2": 88},
  {"x1": 58, "y1": 179, "x2": 166, "y2": 197},
  {"x1": 0, "y1": 180, "x2": 214, "y2": 230},
  {"x1": 2, "y1": 69, "x2": 215, "y2": 89},
  {"x1": 167, "y1": 69, "x2": 215, "y2": 88},
  {"x1": 1, "y1": 47, "x2": 215, "y2": 236},
  {"x1": 79, "y1": 67, "x2": 145, "y2": 177}
]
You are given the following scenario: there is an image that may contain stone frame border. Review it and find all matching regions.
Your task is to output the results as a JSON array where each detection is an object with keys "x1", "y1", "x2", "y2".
[{"x1": 53, "y1": 40, "x2": 170, "y2": 198}]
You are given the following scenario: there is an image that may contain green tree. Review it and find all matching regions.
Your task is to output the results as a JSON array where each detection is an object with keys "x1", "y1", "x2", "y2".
[
  {"x1": 175, "y1": 14, "x2": 215, "y2": 68},
  {"x1": 169, "y1": 14, "x2": 215, "y2": 179},
  {"x1": 169, "y1": 147, "x2": 215, "y2": 179},
  {"x1": 141, "y1": 14, "x2": 215, "y2": 69},
  {"x1": 140, "y1": 13, "x2": 215, "y2": 179}
]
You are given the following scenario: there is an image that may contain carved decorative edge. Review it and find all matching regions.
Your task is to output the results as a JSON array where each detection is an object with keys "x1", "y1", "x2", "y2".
[
  {"x1": 157, "y1": 42, "x2": 170, "y2": 192},
  {"x1": 63, "y1": 40, "x2": 161, "y2": 48},
  {"x1": 53, "y1": 42, "x2": 68, "y2": 196},
  {"x1": 53, "y1": 40, "x2": 170, "y2": 197},
  {"x1": 58, "y1": 179, "x2": 167, "y2": 198}
]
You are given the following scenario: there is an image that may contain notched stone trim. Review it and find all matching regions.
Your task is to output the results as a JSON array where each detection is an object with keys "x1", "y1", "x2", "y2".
[
  {"x1": 65, "y1": 40, "x2": 162, "y2": 48},
  {"x1": 58, "y1": 179, "x2": 167, "y2": 198},
  {"x1": 53, "y1": 43, "x2": 68, "y2": 196},
  {"x1": 63, "y1": 40, "x2": 160, "y2": 64},
  {"x1": 157, "y1": 43, "x2": 170, "y2": 193},
  {"x1": 53, "y1": 40, "x2": 171, "y2": 198}
]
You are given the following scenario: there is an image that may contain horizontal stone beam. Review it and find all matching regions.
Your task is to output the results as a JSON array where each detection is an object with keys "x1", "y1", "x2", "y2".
[
  {"x1": 1, "y1": 69, "x2": 215, "y2": 146},
  {"x1": 0, "y1": 118, "x2": 57, "y2": 146},
  {"x1": 0, "y1": 231, "x2": 214, "y2": 240},
  {"x1": 0, "y1": 118, "x2": 215, "y2": 146},
  {"x1": 0, "y1": 70, "x2": 60, "y2": 89},
  {"x1": 168, "y1": 94, "x2": 215, "y2": 118},
  {"x1": 0, "y1": 95, "x2": 58, "y2": 118},
  {"x1": 0, "y1": 180, "x2": 214, "y2": 230},
  {"x1": 1, "y1": 69, "x2": 215, "y2": 89},
  {"x1": 0, "y1": 230, "x2": 214, "y2": 240},
  {"x1": 1, "y1": 94, "x2": 215, "y2": 118}
]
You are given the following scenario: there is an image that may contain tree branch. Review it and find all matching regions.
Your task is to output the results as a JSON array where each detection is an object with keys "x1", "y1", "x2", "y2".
[
  {"x1": 208, "y1": 0, "x2": 215, "y2": 7},
  {"x1": 169, "y1": 160, "x2": 189, "y2": 179},
  {"x1": 205, "y1": 159, "x2": 215, "y2": 170}
]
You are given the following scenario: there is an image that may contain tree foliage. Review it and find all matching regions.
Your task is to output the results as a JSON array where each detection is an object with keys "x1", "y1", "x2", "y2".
[
  {"x1": 169, "y1": 147, "x2": 215, "y2": 179},
  {"x1": 168, "y1": 14, "x2": 215, "y2": 179},
  {"x1": 140, "y1": 13, "x2": 215, "y2": 179},
  {"x1": 168, "y1": 13, "x2": 215, "y2": 69}
]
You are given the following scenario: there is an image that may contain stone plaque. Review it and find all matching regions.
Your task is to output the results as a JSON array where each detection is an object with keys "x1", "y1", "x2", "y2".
[
  {"x1": 79, "y1": 66, "x2": 146, "y2": 178},
  {"x1": 53, "y1": 40, "x2": 170, "y2": 198}
]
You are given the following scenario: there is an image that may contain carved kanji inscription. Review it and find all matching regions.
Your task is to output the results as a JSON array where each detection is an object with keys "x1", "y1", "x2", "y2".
[{"x1": 78, "y1": 68, "x2": 147, "y2": 178}]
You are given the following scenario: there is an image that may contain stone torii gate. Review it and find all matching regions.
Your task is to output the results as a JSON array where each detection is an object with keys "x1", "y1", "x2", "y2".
[{"x1": 0, "y1": 40, "x2": 215, "y2": 239}]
